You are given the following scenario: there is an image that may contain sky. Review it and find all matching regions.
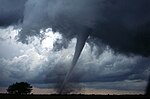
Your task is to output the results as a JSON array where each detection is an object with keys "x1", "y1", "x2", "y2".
[{"x1": 0, "y1": 0, "x2": 150, "y2": 95}]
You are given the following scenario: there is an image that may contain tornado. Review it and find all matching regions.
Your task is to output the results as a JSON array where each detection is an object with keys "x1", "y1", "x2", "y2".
[{"x1": 59, "y1": 29, "x2": 91, "y2": 94}]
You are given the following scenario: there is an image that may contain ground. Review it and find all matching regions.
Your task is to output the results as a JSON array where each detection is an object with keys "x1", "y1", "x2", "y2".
[{"x1": 0, "y1": 94, "x2": 149, "y2": 99}]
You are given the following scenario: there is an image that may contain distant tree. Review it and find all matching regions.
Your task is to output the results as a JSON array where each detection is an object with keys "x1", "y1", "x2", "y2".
[{"x1": 7, "y1": 82, "x2": 32, "y2": 95}]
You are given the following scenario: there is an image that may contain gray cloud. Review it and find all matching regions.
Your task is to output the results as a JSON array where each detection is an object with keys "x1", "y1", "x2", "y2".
[
  {"x1": 0, "y1": 0, "x2": 150, "y2": 56},
  {"x1": 17, "y1": 0, "x2": 150, "y2": 57},
  {"x1": 0, "y1": 0, "x2": 27, "y2": 26}
]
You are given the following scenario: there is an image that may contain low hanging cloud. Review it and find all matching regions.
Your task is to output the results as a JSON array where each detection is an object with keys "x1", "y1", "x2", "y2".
[{"x1": 0, "y1": 0, "x2": 27, "y2": 26}]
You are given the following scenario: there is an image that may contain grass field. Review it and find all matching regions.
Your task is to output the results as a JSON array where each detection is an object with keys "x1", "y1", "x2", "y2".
[{"x1": 0, "y1": 94, "x2": 149, "y2": 99}]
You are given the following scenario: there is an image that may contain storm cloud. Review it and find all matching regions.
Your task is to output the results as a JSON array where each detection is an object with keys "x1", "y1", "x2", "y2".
[
  {"x1": 0, "y1": 0, "x2": 150, "y2": 94},
  {"x1": 15, "y1": 0, "x2": 150, "y2": 57},
  {"x1": 0, "y1": 0, "x2": 150, "y2": 56},
  {"x1": 0, "y1": 0, "x2": 27, "y2": 26}
]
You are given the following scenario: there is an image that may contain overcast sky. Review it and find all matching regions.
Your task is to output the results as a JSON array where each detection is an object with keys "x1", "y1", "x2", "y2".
[{"x1": 0, "y1": 0, "x2": 150, "y2": 94}]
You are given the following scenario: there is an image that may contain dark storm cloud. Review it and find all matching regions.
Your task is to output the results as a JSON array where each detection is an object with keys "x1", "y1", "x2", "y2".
[
  {"x1": 1, "y1": 0, "x2": 149, "y2": 71},
  {"x1": 93, "y1": 0, "x2": 150, "y2": 56},
  {"x1": 0, "y1": 0, "x2": 149, "y2": 59},
  {"x1": 0, "y1": 0, "x2": 27, "y2": 26},
  {"x1": 71, "y1": 56, "x2": 150, "y2": 83},
  {"x1": 17, "y1": 0, "x2": 150, "y2": 57},
  {"x1": 41, "y1": 52, "x2": 150, "y2": 83},
  {"x1": 52, "y1": 38, "x2": 69, "y2": 51}
]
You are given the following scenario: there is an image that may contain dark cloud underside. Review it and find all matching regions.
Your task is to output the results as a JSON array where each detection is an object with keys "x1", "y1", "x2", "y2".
[{"x1": 0, "y1": 0, "x2": 27, "y2": 26}]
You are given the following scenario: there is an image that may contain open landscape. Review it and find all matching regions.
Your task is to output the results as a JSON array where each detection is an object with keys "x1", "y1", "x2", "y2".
[{"x1": 0, "y1": 94, "x2": 150, "y2": 99}]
